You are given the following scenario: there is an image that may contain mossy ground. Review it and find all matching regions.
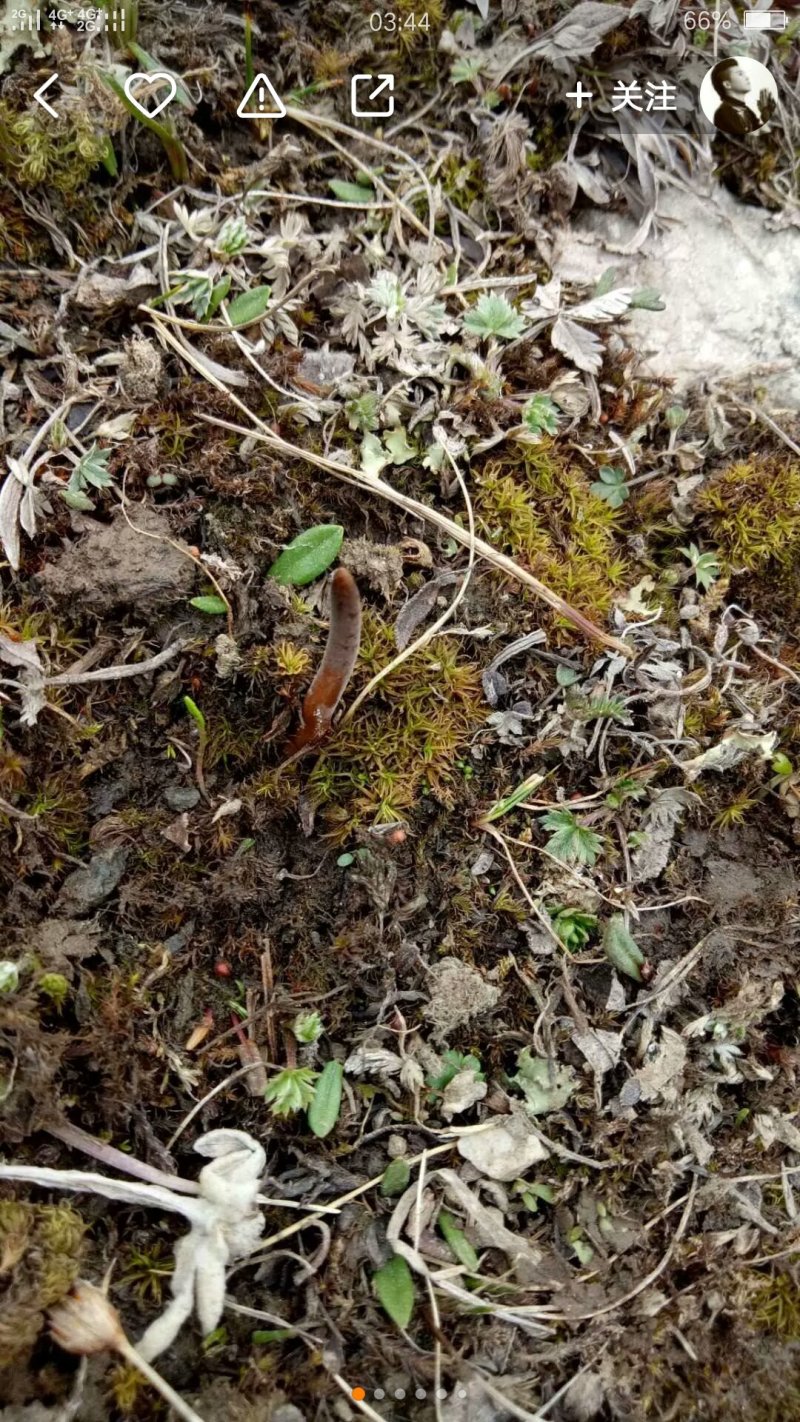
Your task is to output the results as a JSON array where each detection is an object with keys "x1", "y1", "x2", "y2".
[
  {"x1": 697, "y1": 454, "x2": 800, "y2": 618},
  {"x1": 0, "y1": 1202, "x2": 84, "y2": 1381},
  {"x1": 475, "y1": 441, "x2": 629, "y2": 628}
]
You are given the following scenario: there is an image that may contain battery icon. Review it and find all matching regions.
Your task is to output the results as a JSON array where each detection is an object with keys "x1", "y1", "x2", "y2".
[{"x1": 744, "y1": 9, "x2": 788, "y2": 28}]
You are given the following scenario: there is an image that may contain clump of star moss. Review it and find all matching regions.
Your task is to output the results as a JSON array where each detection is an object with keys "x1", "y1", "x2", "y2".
[
  {"x1": 474, "y1": 440, "x2": 628, "y2": 628},
  {"x1": 258, "y1": 611, "x2": 485, "y2": 837}
]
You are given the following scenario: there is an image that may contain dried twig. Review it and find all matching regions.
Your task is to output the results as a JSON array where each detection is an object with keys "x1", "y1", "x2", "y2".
[{"x1": 147, "y1": 315, "x2": 630, "y2": 656}]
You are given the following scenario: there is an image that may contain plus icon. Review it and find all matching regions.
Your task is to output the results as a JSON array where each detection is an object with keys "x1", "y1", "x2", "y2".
[{"x1": 566, "y1": 81, "x2": 594, "y2": 109}]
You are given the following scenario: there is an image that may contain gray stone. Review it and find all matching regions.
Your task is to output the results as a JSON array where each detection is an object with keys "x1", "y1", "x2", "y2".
[
  {"x1": 553, "y1": 184, "x2": 800, "y2": 407},
  {"x1": 37, "y1": 505, "x2": 196, "y2": 612},
  {"x1": 56, "y1": 848, "x2": 128, "y2": 914},
  {"x1": 164, "y1": 785, "x2": 201, "y2": 811}
]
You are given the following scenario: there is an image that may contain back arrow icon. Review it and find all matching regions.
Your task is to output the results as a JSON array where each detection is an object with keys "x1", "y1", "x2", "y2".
[{"x1": 34, "y1": 74, "x2": 59, "y2": 119}]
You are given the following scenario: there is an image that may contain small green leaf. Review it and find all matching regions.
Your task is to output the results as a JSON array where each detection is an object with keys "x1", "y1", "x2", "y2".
[
  {"x1": 182, "y1": 695, "x2": 206, "y2": 733},
  {"x1": 307, "y1": 1059, "x2": 343, "y2": 1138},
  {"x1": 73, "y1": 444, "x2": 113, "y2": 490},
  {"x1": 550, "y1": 905, "x2": 597, "y2": 951},
  {"x1": 251, "y1": 1328, "x2": 296, "y2": 1344},
  {"x1": 594, "y1": 267, "x2": 621, "y2": 297},
  {"x1": 201, "y1": 1325, "x2": 227, "y2": 1353},
  {"x1": 603, "y1": 915, "x2": 645, "y2": 982},
  {"x1": 264, "y1": 1066, "x2": 318, "y2": 1117},
  {"x1": 380, "y1": 1159, "x2": 411, "y2": 1196},
  {"x1": 337, "y1": 852, "x2": 355, "y2": 867},
  {"x1": 226, "y1": 285, "x2": 272, "y2": 327},
  {"x1": 373, "y1": 1254, "x2": 415, "y2": 1329},
  {"x1": 346, "y1": 392, "x2": 380, "y2": 432},
  {"x1": 438, "y1": 1209, "x2": 480, "y2": 1271},
  {"x1": 510, "y1": 1048, "x2": 576, "y2": 1115},
  {"x1": 293, "y1": 1010, "x2": 323, "y2": 1044},
  {"x1": 206, "y1": 275, "x2": 232, "y2": 321},
  {"x1": 574, "y1": 695, "x2": 629, "y2": 724},
  {"x1": 569, "y1": 1229, "x2": 594, "y2": 1265},
  {"x1": 384, "y1": 426, "x2": 416, "y2": 463},
  {"x1": 665, "y1": 404, "x2": 688, "y2": 430},
  {"x1": 772, "y1": 753, "x2": 794, "y2": 778},
  {"x1": 61, "y1": 487, "x2": 96, "y2": 511},
  {"x1": 214, "y1": 216, "x2": 249, "y2": 256},
  {"x1": 680, "y1": 542, "x2": 721, "y2": 592},
  {"x1": 590, "y1": 465, "x2": 629, "y2": 508},
  {"x1": 556, "y1": 665, "x2": 581, "y2": 687},
  {"x1": 422, "y1": 442, "x2": 445, "y2": 473},
  {"x1": 518, "y1": 1181, "x2": 555, "y2": 1209},
  {"x1": 426, "y1": 1050, "x2": 485, "y2": 1091},
  {"x1": 521, "y1": 394, "x2": 559, "y2": 436},
  {"x1": 450, "y1": 56, "x2": 483, "y2": 84},
  {"x1": 540, "y1": 808, "x2": 603, "y2": 867},
  {"x1": 630, "y1": 287, "x2": 665, "y2": 311},
  {"x1": 360, "y1": 432, "x2": 389, "y2": 478},
  {"x1": 175, "y1": 274, "x2": 214, "y2": 320},
  {"x1": 268, "y1": 524, "x2": 344, "y2": 586},
  {"x1": 463, "y1": 293, "x2": 525, "y2": 341},
  {"x1": 189, "y1": 595, "x2": 228, "y2": 615},
  {"x1": 328, "y1": 178, "x2": 375, "y2": 203}
]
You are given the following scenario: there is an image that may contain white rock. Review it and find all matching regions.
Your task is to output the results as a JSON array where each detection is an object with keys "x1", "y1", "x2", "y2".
[
  {"x1": 553, "y1": 184, "x2": 800, "y2": 406},
  {"x1": 457, "y1": 1113, "x2": 548, "y2": 1182}
]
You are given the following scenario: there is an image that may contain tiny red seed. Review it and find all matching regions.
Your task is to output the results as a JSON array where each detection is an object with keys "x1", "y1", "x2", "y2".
[{"x1": 214, "y1": 961, "x2": 232, "y2": 978}]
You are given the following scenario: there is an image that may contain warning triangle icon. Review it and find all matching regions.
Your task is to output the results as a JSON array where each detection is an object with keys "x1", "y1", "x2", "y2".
[{"x1": 237, "y1": 72, "x2": 286, "y2": 119}]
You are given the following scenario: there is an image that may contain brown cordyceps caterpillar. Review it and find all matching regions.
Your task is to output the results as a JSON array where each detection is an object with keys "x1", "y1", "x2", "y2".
[{"x1": 282, "y1": 567, "x2": 362, "y2": 759}]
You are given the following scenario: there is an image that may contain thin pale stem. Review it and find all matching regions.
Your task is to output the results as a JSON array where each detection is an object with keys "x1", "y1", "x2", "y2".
[
  {"x1": 118, "y1": 1338, "x2": 208, "y2": 1422},
  {"x1": 340, "y1": 445, "x2": 476, "y2": 725}
]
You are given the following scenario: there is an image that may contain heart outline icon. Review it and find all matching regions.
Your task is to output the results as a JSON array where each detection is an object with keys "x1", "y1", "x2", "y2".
[{"x1": 123, "y1": 71, "x2": 178, "y2": 119}]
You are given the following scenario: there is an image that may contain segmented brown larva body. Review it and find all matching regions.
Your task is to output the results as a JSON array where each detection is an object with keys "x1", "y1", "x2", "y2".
[{"x1": 283, "y1": 568, "x2": 362, "y2": 757}]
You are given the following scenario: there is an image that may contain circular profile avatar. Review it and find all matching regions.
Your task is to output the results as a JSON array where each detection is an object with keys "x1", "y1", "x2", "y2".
[{"x1": 700, "y1": 57, "x2": 778, "y2": 137}]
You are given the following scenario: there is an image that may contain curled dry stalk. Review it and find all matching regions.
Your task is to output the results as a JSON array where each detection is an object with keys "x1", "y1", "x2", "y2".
[
  {"x1": 48, "y1": 1279, "x2": 206, "y2": 1422},
  {"x1": 339, "y1": 442, "x2": 477, "y2": 728},
  {"x1": 147, "y1": 315, "x2": 631, "y2": 659},
  {"x1": 283, "y1": 104, "x2": 436, "y2": 252}
]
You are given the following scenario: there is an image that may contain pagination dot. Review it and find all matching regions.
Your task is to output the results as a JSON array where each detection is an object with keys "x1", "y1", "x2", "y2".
[
  {"x1": 394, "y1": 1388, "x2": 406, "y2": 1400},
  {"x1": 373, "y1": 1389, "x2": 385, "y2": 1400},
  {"x1": 415, "y1": 1388, "x2": 427, "y2": 1399},
  {"x1": 436, "y1": 1388, "x2": 448, "y2": 1400}
]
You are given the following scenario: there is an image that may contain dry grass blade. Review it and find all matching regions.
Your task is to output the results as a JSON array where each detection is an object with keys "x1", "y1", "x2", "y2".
[
  {"x1": 283, "y1": 104, "x2": 436, "y2": 251},
  {"x1": 340, "y1": 444, "x2": 476, "y2": 727},
  {"x1": 145, "y1": 317, "x2": 630, "y2": 656}
]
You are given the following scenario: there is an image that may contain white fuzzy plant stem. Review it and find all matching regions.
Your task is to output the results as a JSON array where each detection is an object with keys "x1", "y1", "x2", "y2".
[{"x1": 0, "y1": 1129, "x2": 267, "y2": 1360}]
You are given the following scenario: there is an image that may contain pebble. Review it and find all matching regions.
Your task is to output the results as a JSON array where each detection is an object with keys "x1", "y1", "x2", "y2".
[{"x1": 164, "y1": 786, "x2": 200, "y2": 811}]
